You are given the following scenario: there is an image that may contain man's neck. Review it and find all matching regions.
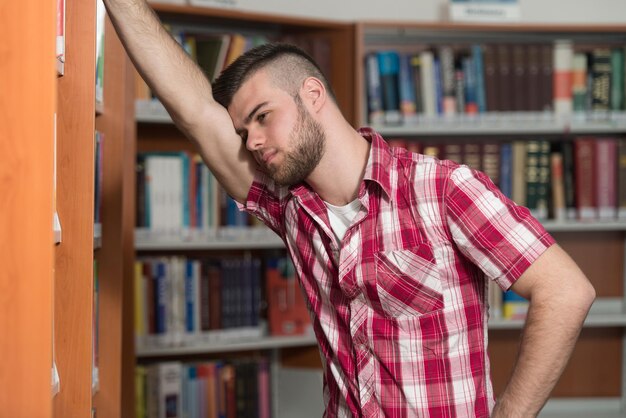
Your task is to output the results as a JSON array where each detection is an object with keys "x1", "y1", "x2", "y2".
[{"x1": 306, "y1": 125, "x2": 370, "y2": 206}]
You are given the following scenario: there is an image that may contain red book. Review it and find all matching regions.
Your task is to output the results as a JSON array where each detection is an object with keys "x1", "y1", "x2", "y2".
[
  {"x1": 266, "y1": 258, "x2": 312, "y2": 336},
  {"x1": 574, "y1": 138, "x2": 597, "y2": 221},
  {"x1": 595, "y1": 138, "x2": 618, "y2": 220}
]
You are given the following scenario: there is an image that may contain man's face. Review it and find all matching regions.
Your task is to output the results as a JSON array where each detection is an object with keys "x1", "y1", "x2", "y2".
[{"x1": 229, "y1": 70, "x2": 326, "y2": 186}]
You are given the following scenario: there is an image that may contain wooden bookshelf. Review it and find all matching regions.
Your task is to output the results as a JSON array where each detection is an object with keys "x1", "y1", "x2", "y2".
[
  {"x1": 0, "y1": 2, "x2": 56, "y2": 417},
  {"x1": 130, "y1": 4, "x2": 356, "y2": 416},
  {"x1": 91, "y1": 15, "x2": 137, "y2": 418},
  {"x1": 54, "y1": 0, "x2": 97, "y2": 415}
]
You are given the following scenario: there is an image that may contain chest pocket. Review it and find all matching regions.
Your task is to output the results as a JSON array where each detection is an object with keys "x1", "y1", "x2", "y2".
[{"x1": 374, "y1": 244, "x2": 443, "y2": 318}]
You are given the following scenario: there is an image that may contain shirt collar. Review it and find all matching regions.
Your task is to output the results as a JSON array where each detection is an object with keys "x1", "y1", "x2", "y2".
[{"x1": 359, "y1": 127, "x2": 393, "y2": 199}]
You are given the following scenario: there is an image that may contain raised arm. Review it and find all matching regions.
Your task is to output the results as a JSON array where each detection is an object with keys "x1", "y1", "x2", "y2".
[
  {"x1": 103, "y1": 0, "x2": 256, "y2": 202},
  {"x1": 491, "y1": 244, "x2": 595, "y2": 417}
]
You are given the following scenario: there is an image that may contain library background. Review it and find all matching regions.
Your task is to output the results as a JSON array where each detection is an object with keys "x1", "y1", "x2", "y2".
[{"x1": 4, "y1": 0, "x2": 626, "y2": 417}]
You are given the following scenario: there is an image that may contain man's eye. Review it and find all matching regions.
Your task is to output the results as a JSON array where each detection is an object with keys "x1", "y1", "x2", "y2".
[{"x1": 257, "y1": 113, "x2": 267, "y2": 123}]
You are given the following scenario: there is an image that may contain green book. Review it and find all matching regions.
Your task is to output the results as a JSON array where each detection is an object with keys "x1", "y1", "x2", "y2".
[{"x1": 610, "y1": 48, "x2": 624, "y2": 111}]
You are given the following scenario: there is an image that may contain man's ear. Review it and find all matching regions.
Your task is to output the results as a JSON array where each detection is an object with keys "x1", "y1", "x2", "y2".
[{"x1": 301, "y1": 76, "x2": 326, "y2": 112}]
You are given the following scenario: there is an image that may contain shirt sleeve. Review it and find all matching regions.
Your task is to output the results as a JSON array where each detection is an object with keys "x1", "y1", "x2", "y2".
[
  {"x1": 444, "y1": 165, "x2": 556, "y2": 290},
  {"x1": 235, "y1": 167, "x2": 289, "y2": 238}
]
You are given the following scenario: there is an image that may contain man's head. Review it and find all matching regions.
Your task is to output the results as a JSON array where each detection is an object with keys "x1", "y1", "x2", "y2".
[
  {"x1": 212, "y1": 42, "x2": 335, "y2": 108},
  {"x1": 213, "y1": 43, "x2": 333, "y2": 186}
]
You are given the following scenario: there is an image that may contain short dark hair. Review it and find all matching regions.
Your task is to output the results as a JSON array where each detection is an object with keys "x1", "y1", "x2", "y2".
[{"x1": 212, "y1": 42, "x2": 335, "y2": 108}]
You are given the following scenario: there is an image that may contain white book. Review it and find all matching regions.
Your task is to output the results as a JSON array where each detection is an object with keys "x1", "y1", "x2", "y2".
[
  {"x1": 419, "y1": 50, "x2": 437, "y2": 118},
  {"x1": 193, "y1": 260, "x2": 202, "y2": 334},
  {"x1": 157, "y1": 362, "x2": 183, "y2": 418}
]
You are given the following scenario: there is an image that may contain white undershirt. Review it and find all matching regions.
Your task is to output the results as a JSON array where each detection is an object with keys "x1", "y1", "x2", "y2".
[{"x1": 325, "y1": 199, "x2": 361, "y2": 242}]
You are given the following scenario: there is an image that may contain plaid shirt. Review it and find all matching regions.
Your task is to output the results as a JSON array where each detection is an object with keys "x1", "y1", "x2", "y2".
[{"x1": 240, "y1": 128, "x2": 555, "y2": 417}]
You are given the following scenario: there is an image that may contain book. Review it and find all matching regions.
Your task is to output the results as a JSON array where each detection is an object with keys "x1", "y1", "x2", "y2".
[
  {"x1": 526, "y1": 140, "x2": 550, "y2": 220},
  {"x1": 266, "y1": 257, "x2": 312, "y2": 336},
  {"x1": 574, "y1": 137, "x2": 597, "y2": 221},
  {"x1": 95, "y1": 0, "x2": 106, "y2": 107},
  {"x1": 157, "y1": 362, "x2": 183, "y2": 418},
  {"x1": 526, "y1": 44, "x2": 542, "y2": 111},
  {"x1": 482, "y1": 44, "x2": 499, "y2": 112},
  {"x1": 560, "y1": 140, "x2": 577, "y2": 220},
  {"x1": 502, "y1": 290, "x2": 528, "y2": 320},
  {"x1": 438, "y1": 45, "x2": 457, "y2": 115},
  {"x1": 553, "y1": 40, "x2": 574, "y2": 116},
  {"x1": 56, "y1": 0, "x2": 66, "y2": 67},
  {"x1": 595, "y1": 138, "x2": 618, "y2": 220},
  {"x1": 398, "y1": 53, "x2": 419, "y2": 123},
  {"x1": 496, "y1": 44, "x2": 513, "y2": 112},
  {"x1": 618, "y1": 139, "x2": 626, "y2": 219},
  {"x1": 511, "y1": 44, "x2": 528, "y2": 111},
  {"x1": 409, "y1": 54, "x2": 424, "y2": 114},
  {"x1": 539, "y1": 44, "x2": 554, "y2": 112},
  {"x1": 610, "y1": 48, "x2": 625, "y2": 111},
  {"x1": 550, "y1": 152, "x2": 566, "y2": 221},
  {"x1": 591, "y1": 48, "x2": 612, "y2": 112},
  {"x1": 364, "y1": 52, "x2": 384, "y2": 125},
  {"x1": 419, "y1": 50, "x2": 437, "y2": 117},
  {"x1": 195, "y1": 34, "x2": 231, "y2": 82},
  {"x1": 499, "y1": 142, "x2": 513, "y2": 199},
  {"x1": 377, "y1": 50, "x2": 402, "y2": 124},
  {"x1": 511, "y1": 141, "x2": 527, "y2": 207},
  {"x1": 571, "y1": 52, "x2": 589, "y2": 112}
]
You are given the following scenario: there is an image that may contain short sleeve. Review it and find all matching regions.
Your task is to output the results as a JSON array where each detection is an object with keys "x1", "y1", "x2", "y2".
[
  {"x1": 445, "y1": 166, "x2": 555, "y2": 290},
  {"x1": 236, "y1": 167, "x2": 290, "y2": 238}
]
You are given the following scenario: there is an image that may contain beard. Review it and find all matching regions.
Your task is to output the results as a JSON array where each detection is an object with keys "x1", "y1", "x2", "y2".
[{"x1": 266, "y1": 99, "x2": 326, "y2": 186}]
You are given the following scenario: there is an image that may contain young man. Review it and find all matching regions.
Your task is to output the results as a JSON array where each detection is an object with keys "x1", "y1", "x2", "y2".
[{"x1": 104, "y1": 1, "x2": 596, "y2": 416}]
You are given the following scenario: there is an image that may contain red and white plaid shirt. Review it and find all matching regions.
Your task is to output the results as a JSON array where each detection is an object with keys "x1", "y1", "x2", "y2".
[{"x1": 240, "y1": 128, "x2": 555, "y2": 417}]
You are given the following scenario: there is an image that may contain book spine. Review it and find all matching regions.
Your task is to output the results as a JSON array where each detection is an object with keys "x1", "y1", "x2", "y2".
[
  {"x1": 572, "y1": 52, "x2": 589, "y2": 112},
  {"x1": 610, "y1": 48, "x2": 625, "y2": 111},
  {"x1": 553, "y1": 40, "x2": 574, "y2": 116},
  {"x1": 595, "y1": 138, "x2": 618, "y2": 220},
  {"x1": 618, "y1": 138, "x2": 626, "y2": 219},
  {"x1": 574, "y1": 138, "x2": 597, "y2": 220},
  {"x1": 591, "y1": 48, "x2": 612, "y2": 111},
  {"x1": 365, "y1": 52, "x2": 384, "y2": 125},
  {"x1": 377, "y1": 50, "x2": 402, "y2": 124},
  {"x1": 471, "y1": 44, "x2": 487, "y2": 113}
]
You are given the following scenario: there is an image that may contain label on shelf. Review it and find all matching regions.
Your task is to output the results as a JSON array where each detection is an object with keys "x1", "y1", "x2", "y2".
[{"x1": 449, "y1": 0, "x2": 520, "y2": 22}]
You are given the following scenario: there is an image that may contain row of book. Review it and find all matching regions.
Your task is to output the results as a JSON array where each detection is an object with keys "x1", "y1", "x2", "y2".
[
  {"x1": 134, "y1": 256, "x2": 312, "y2": 348},
  {"x1": 136, "y1": 358, "x2": 271, "y2": 418},
  {"x1": 136, "y1": 152, "x2": 257, "y2": 232},
  {"x1": 366, "y1": 41, "x2": 626, "y2": 125},
  {"x1": 388, "y1": 136, "x2": 626, "y2": 222},
  {"x1": 136, "y1": 26, "x2": 331, "y2": 101}
]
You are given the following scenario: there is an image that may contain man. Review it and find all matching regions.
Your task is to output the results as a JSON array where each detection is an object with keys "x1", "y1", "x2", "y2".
[{"x1": 104, "y1": 1, "x2": 596, "y2": 416}]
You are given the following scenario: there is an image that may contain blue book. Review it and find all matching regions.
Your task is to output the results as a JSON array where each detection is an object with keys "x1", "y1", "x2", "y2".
[
  {"x1": 184, "y1": 260, "x2": 195, "y2": 332},
  {"x1": 398, "y1": 52, "x2": 417, "y2": 120},
  {"x1": 377, "y1": 50, "x2": 402, "y2": 124},
  {"x1": 499, "y1": 142, "x2": 513, "y2": 199},
  {"x1": 155, "y1": 261, "x2": 167, "y2": 335},
  {"x1": 472, "y1": 44, "x2": 487, "y2": 113}
]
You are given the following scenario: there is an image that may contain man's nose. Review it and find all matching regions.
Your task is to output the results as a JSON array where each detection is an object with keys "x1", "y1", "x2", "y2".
[{"x1": 246, "y1": 127, "x2": 265, "y2": 152}]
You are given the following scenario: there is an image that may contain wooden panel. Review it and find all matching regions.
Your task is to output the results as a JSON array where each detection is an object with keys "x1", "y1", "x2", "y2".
[
  {"x1": 92, "y1": 15, "x2": 137, "y2": 418},
  {"x1": 54, "y1": 0, "x2": 97, "y2": 415},
  {"x1": 281, "y1": 346, "x2": 323, "y2": 369},
  {"x1": 553, "y1": 231, "x2": 624, "y2": 297},
  {"x1": 489, "y1": 328, "x2": 622, "y2": 397},
  {"x1": 0, "y1": 1, "x2": 55, "y2": 417}
]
